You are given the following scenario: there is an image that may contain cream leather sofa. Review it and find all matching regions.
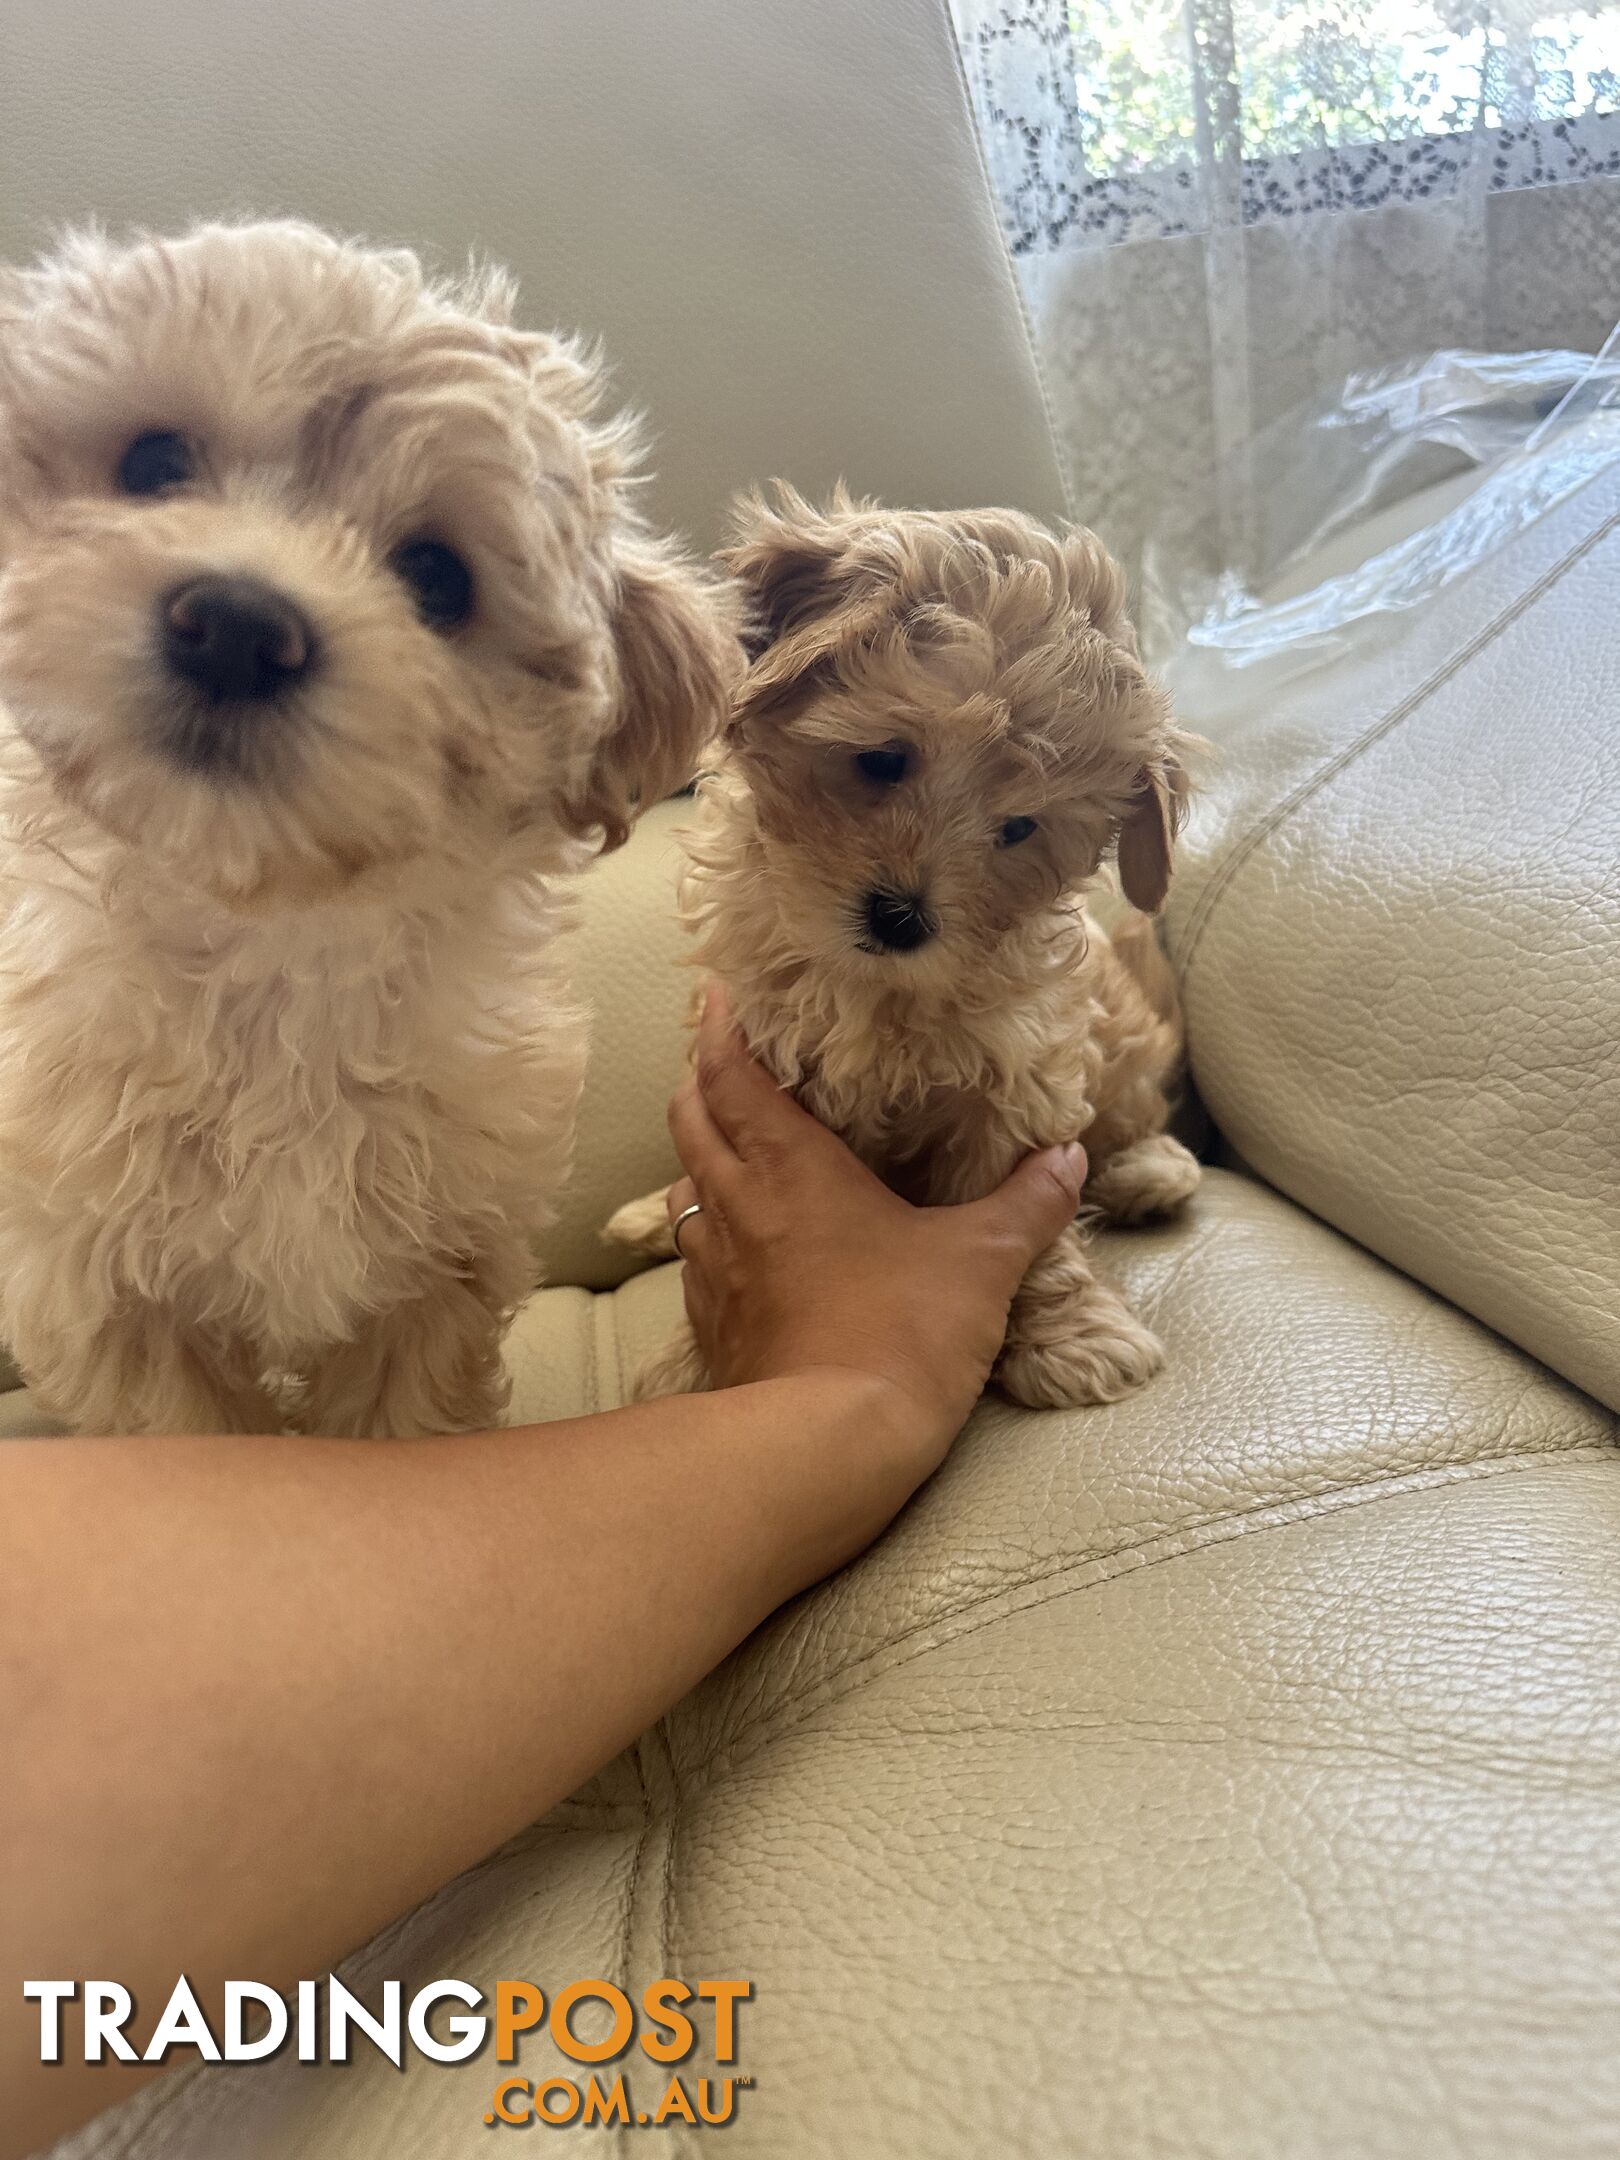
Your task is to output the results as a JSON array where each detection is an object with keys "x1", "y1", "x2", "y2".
[{"x1": 8, "y1": 4, "x2": 1619, "y2": 2157}]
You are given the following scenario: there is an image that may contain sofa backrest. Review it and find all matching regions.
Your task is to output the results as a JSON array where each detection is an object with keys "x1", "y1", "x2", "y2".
[
  {"x1": 538, "y1": 801, "x2": 695, "y2": 1293},
  {"x1": 1165, "y1": 460, "x2": 1620, "y2": 1412},
  {"x1": 0, "y1": 0, "x2": 1069, "y2": 548}
]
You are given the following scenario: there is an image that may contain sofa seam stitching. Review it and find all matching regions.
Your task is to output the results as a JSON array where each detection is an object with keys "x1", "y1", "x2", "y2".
[
  {"x1": 615, "y1": 1747, "x2": 654, "y2": 2160},
  {"x1": 685, "y1": 1436, "x2": 1619, "y2": 1791},
  {"x1": 587, "y1": 1278, "x2": 604, "y2": 1416},
  {"x1": 656, "y1": 1722, "x2": 679, "y2": 1984},
  {"x1": 1171, "y1": 499, "x2": 1620, "y2": 982},
  {"x1": 73, "y1": 2058, "x2": 202, "y2": 2160},
  {"x1": 610, "y1": 1285, "x2": 628, "y2": 1409},
  {"x1": 654, "y1": 1722, "x2": 690, "y2": 2159}
]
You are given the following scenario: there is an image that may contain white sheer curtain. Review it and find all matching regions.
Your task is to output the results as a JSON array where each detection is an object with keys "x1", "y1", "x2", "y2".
[{"x1": 950, "y1": 0, "x2": 1620, "y2": 607}]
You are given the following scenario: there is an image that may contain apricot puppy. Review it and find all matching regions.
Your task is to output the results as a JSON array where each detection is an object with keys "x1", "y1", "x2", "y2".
[
  {"x1": 0, "y1": 222, "x2": 739, "y2": 1436},
  {"x1": 606, "y1": 486, "x2": 1200, "y2": 1409}
]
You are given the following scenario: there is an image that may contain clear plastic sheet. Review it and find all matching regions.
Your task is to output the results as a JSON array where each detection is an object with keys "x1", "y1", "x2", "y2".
[{"x1": 1146, "y1": 326, "x2": 1620, "y2": 697}]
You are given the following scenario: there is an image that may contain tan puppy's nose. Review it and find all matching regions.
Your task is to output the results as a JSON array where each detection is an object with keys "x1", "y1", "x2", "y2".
[
  {"x1": 863, "y1": 888, "x2": 936, "y2": 952},
  {"x1": 161, "y1": 575, "x2": 314, "y2": 703}
]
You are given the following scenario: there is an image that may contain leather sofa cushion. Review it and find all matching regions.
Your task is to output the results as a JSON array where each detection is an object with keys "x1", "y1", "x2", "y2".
[
  {"x1": 1167, "y1": 458, "x2": 1620, "y2": 1409},
  {"x1": 27, "y1": 1167, "x2": 1618, "y2": 2157}
]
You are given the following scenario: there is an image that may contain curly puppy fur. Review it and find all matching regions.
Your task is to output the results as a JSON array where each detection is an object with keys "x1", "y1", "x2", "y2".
[
  {"x1": 0, "y1": 222, "x2": 741, "y2": 1436},
  {"x1": 607, "y1": 486, "x2": 1200, "y2": 1409}
]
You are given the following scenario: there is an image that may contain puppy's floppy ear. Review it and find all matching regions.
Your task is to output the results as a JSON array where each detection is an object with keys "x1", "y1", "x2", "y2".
[
  {"x1": 1057, "y1": 523, "x2": 1191, "y2": 914},
  {"x1": 564, "y1": 537, "x2": 745, "y2": 852},
  {"x1": 719, "y1": 482, "x2": 878, "y2": 732},
  {"x1": 724, "y1": 483, "x2": 854, "y2": 651},
  {"x1": 1117, "y1": 728, "x2": 1194, "y2": 914}
]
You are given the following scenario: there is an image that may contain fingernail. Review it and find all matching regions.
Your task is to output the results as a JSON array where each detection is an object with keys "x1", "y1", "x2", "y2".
[{"x1": 1061, "y1": 1142, "x2": 1087, "y2": 1182}]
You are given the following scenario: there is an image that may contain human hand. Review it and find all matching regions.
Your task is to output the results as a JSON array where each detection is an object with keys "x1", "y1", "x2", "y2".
[{"x1": 665, "y1": 987, "x2": 1087, "y2": 1470}]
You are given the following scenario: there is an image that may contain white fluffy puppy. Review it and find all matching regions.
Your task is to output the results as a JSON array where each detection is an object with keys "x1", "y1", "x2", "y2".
[{"x1": 0, "y1": 222, "x2": 739, "y2": 1436}]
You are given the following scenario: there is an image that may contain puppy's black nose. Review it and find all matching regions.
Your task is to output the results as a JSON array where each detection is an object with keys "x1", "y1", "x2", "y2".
[
  {"x1": 161, "y1": 575, "x2": 314, "y2": 703},
  {"x1": 863, "y1": 888, "x2": 935, "y2": 952}
]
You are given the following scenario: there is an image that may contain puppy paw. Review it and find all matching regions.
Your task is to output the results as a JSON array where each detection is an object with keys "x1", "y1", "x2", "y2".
[
  {"x1": 1086, "y1": 1134, "x2": 1201, "y2": 1225},
  {"x1": 630, "y1": 1327, "x2": 711, "y2": 1402},
  {"x1": 998, "y1": 1291, "x2": 1163, "y2": 1408},
  {"x1": 604, "y1": 1188, "x2": 678, "y2": 1259}
]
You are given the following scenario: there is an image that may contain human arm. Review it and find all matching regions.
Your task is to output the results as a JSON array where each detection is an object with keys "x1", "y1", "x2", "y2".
[{"x1": 0, "y1": 991, "x2": 1084, "y2": 2156}]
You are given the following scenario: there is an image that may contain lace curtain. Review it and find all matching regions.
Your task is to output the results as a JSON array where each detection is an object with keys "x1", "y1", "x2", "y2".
[{"x1": 950, "y1": 0, "x2": 1620, "y2": 617}]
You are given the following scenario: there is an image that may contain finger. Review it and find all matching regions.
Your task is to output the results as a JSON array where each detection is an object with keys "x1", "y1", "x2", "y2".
[
  {"x1": 664, "y1": 1176, "x2": 698, "y2": 1224},
  {"x1": 692, "y1": 985, "x2": 839, "y2": 1163},
  {"x1": 959, "y1": 1143, "x2": 1087, "y2": 1285},
  {"x1": 665, "y1": 1176, "x2": 715, "y2": 1264},
  {"x1": 667, "y1": 1074, "x2": 740, "y2": 1198}
]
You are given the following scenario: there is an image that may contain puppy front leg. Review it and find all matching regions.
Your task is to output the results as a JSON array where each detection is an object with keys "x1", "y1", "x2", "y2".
[
  {"x1": 997, "y1": 1225, "x2": 1162, "y2": 1410},
  {"x1": 921, "y1": 1119, "x2": 1159, "y2": 1408},
  {"x1": 301, "y1": 1241, "x2": 531, "y2": 1439},
  {"x1": 1084, "y1": 1133, "x2": 1201, "y2": 1225},
  {"x1": 22, "y1": 1304, "x2": 278, "y2": 1436},
  {"x1": 603, "y1": 1187, "x2": 679, "y2": 1260},
  {"x1": 602, "y1": 1189, "x2": 714, "y2": 1398},
  {"x1": 302, "y1": 1294, "x2": 508, "y2": 1439},
  {"x1": 629, "y1": 1320, "x2": 710, "y2": 1402}
]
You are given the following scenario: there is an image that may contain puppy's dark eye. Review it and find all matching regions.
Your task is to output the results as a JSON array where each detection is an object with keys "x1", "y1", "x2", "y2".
[
  {"x1": 999, "y1": 816, "x2": 1038, "y2": 847},
  {"x1": 118, "y1": 431, "x2": 195, "y2": 496},
  {"x1": 854, "y1": 745, "x2": 910, "y2": 786},
  {"x1": 391, "y1": 538, "x2": 474, "y2": 629}
]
